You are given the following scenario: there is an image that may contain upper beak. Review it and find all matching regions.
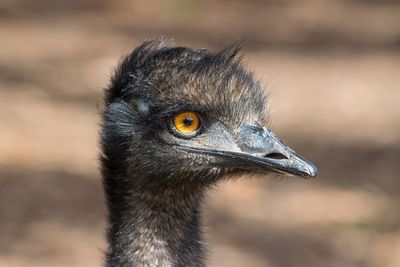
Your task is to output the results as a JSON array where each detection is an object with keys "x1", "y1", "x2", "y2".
[
  {"x1": 180, "y1": 123, "x2": 317, "y2": 178},
  {"x1": 231, "y1": 123, "x2": 318, "y2": 178}
]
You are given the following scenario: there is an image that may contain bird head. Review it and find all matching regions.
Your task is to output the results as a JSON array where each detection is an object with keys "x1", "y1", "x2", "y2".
[{"x1": 101, "y1": 41, "x2": 317, "y2": 188}]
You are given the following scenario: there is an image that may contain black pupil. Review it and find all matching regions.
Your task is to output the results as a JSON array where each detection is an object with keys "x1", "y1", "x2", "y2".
[{"x1": 183, "y1": 117, "x2": 193, "y2": 126}]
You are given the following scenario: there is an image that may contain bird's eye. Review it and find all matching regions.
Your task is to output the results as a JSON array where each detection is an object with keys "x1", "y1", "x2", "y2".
[{"x1": 172, "y1": 111, "x2": 201, "y2": 136}]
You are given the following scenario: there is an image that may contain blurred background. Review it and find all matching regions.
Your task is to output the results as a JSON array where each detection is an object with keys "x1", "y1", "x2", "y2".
[{"x1": 1, "y1": 0, "x2": 399, "y2": 266}]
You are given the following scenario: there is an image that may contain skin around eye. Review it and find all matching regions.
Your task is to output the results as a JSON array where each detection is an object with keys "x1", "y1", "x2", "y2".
[{"x1": 173, "y1": 112, "x2": 200, "y2": 135}]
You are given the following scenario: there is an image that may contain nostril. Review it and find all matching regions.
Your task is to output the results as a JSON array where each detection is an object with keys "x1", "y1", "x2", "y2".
[{"x1": 264, "y1": 152, "x2": 288, "y2": 160}]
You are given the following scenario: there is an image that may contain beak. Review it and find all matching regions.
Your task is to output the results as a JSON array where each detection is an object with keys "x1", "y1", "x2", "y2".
[
  {"x1": 232, "y1": 124, "x2": 317, "y2": 178},
  {"x1": 180, "y1": 123, "x2": 317, "y2": 178}
]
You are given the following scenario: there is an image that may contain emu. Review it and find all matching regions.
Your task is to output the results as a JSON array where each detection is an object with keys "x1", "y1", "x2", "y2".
[{"x1": 100, "y1": 40, "x2": 317, "y2": 267}]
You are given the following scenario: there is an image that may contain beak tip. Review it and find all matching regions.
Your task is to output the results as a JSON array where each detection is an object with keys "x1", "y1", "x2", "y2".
[{"x1": 305, "y1": 163, "x2": 318, "y2": 178}]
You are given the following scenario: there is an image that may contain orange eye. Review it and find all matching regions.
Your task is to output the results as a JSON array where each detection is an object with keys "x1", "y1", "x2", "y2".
[{"x1": 173, "y1": 112, "x2": 201, "y2": 135}]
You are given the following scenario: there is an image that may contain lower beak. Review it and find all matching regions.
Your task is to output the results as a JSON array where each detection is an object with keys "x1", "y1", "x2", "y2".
[{"x1": 181, "y1": 124, "x2": 317, "y2": 178}]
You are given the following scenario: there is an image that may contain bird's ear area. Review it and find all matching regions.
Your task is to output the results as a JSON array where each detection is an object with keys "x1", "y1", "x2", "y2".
[
  {"x1": 103, "y1": 101, "x2": 137, "y2": 135},
  {"x1": 101, "y1": 101, "x2": 137, "y2": 158},
  {"x1": 128, "y1": 96, "x2": 152, "y2": 115},
  {"x1": 105, "y1": 84, "x2": 154, "y2": 117},
  {"x1": 105, "y1": 40, "x2": 168, "y2": 104}
]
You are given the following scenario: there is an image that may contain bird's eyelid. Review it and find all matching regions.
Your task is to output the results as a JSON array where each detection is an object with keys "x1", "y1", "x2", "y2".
[{"x1": 159, "y1": 104, "x2": 207, "y2": 118}]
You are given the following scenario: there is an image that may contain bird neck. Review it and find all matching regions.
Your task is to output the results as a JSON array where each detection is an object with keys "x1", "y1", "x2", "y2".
[{"x1": 104, "y1": 171, "x2": 207, "y2": 267}]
